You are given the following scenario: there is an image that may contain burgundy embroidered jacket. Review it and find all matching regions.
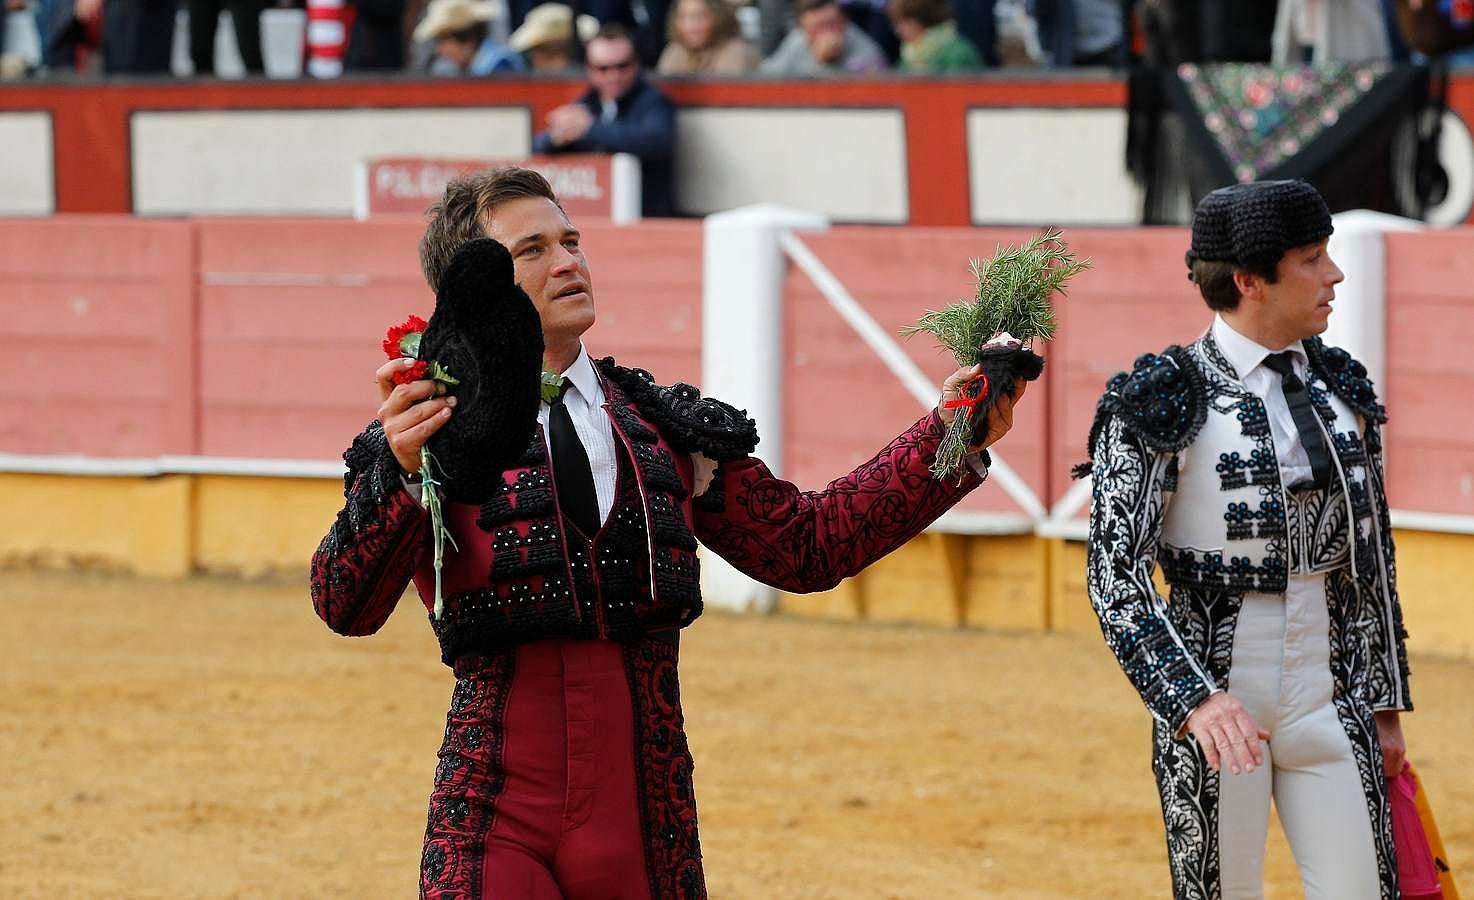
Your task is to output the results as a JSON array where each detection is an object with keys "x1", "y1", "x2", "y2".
[{"x1": 310, "y1": 359, "x2": 982, "y2": 662}]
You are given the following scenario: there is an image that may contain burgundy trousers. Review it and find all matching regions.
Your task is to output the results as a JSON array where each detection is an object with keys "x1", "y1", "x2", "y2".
[{"x1": 419, "y1": 637, "x2": 704, "y2": 900}]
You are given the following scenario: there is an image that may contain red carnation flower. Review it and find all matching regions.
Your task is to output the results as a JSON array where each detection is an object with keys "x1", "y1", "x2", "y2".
[
  {"x1": 382, "y1": 314, "x2": 428, "y2": 360},
  {"x1": 391, "y1": 359, "x2": 430, "y2": 385}
]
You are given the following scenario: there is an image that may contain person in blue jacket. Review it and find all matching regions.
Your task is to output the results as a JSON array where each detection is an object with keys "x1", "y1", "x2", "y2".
[{"x1": 532, "y1": 22, "x2": 676, "y2": 217}]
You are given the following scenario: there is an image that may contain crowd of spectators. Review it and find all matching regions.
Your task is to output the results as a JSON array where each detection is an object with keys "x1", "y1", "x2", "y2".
[{"x1": 1, "y1": 0, "x2": 1459, "y2": 82}]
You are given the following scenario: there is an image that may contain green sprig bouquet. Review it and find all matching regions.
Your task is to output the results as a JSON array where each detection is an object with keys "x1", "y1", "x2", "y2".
[{"x1": 904, "y1": 229, "x2": 1091, "y2": 479}]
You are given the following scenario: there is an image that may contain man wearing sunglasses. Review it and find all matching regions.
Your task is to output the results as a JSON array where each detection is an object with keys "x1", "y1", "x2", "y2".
[{"x1": 533, "y1": 23, "x2": 676, "y2": 217}]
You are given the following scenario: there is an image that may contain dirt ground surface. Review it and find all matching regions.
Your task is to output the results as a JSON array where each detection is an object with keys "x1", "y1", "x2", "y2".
[{"x1": 2, "y1": 572, "x2": 1470, "y2": 899}]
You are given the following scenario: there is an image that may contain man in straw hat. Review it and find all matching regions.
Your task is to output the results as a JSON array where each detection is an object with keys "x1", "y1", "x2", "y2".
[
  {"x1": 417, "y1": 0, "x2": 526, "y2": 74},
  {"x1": 1082, "y1": 179, "x2": 1413, "y2": 899},
  {"x1": 509, "y1": 1, "x2": 599, "y2": 71},
  {"x1": 310, "y1": 164, "x2": 1026, "y2": 898}
]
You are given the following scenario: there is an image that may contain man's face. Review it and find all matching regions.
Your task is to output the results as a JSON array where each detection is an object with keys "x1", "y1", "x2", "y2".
[
  {"x1": 586, "y1": 36, "x2": 640, "y2": 103},
  {"x1": 1262, "y1": 239, "x2": 1344, "y2": 340},
  {"x1": 799, "y1": 3, "x2": 848, "y2": 63},
  {"x1": 528, "y1": 41, "x2": 573, "y2": 72},
  {"x1": 481, "y1": 196, "x2": 596, "y2": 347},
  {"x1": 435, "y1": 36, "x2": 477, "y2": 70}
]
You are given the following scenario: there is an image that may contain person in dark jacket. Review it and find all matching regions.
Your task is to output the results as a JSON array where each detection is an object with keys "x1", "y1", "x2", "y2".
[
  {"x1": 56, "y1": 0, "x2": 173, "y2": 73},
  {"x1": 531, "y1": 22, "x2": 676, "y2": 217},
  {"x1": 347, "y1": 0, "x2": 407, "y2": 69}
]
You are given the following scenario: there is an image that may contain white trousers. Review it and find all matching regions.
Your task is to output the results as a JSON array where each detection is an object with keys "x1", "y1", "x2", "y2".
[{"x1": 1217, "y1": 574, "x2": 1381, "y2": 900}]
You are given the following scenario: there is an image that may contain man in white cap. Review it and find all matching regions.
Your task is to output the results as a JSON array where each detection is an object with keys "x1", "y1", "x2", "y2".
[{"x1": 417, "y1": 0, "x2": 526, "y2": 74}]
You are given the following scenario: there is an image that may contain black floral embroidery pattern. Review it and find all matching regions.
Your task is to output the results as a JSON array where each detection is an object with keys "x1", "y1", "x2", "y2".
[
  {"x1": 692, "y1": 412, "x2": 979, "y2": 594},
  {"x1": 1087, "y1": 415, "x2": 1216, "y2": 732},
  {"x1": 419, "y1": 651, "x2": 517, "y2": 899},
  {"x1": 1325, "y1": 571, "x2": 1401, "y2": 899},
  {"x1": 625, "y1": 637, "x2": 706, "y2": 900},
  {"x1": 311, "y1": 421, "x2": 428, "y2": 636}
]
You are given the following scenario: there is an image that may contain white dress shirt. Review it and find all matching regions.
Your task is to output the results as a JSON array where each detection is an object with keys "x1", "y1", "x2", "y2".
[{"x1": 1211, "y1": 315, "x2": 1316, "y2": 489}]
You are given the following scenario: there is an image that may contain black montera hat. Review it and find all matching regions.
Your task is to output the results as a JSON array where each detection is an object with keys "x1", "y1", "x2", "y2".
[
  {"x1": 1185, "y1": 180, "x2": 1333, "y2": 272},
  {"x1": 418, "y1": 238, "x2": 545, "y2": 504}
]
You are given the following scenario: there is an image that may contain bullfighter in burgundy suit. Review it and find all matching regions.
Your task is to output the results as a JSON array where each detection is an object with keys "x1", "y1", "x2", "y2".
[{"x1": 310, "y1": 166, "x2": 1025, "y2": 900}]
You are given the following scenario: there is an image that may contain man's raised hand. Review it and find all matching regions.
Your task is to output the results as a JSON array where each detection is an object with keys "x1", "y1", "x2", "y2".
[
  {"x1": 376, "y1": 357, "x2": 455, "y2": 474},
  {"x1": 937, "y1": 363, "x2": 1028, "y2": 450}
]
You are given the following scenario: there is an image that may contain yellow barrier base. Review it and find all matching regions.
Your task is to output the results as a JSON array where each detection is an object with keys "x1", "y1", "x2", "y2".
[{"x1": 4, "y1": 472, "x2": 1472, "y2": 661}]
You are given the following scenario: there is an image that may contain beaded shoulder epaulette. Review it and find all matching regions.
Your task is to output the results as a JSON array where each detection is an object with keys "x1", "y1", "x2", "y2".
[
  {"x1": 1303, "y1": 336, "x2": 1386, "y2": 425},
  {"x1": 1074, "y1": 345, "x2": 1208, "y2": 478},
  {"x1": 596, "y1": 357, "x2": 760, "y2": 461}
]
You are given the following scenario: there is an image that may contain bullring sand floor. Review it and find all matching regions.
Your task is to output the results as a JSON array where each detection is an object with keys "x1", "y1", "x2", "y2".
[{"x1": 2, "y1": 572, "x2": 1470, "y2": 898}]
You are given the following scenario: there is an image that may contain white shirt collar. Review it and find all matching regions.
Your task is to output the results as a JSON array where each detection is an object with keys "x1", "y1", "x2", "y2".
[
  {"x1": 1212, "y1": 314, "x2": 1307, "y2": 380},
  {"x1": 557, "y1": 345, "x2": 600, "y2": 406}
]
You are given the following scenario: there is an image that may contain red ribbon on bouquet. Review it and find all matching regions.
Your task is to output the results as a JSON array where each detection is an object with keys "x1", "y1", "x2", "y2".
[{"x1": 943, "y1": 373, "x2": 992, "y2": 417}]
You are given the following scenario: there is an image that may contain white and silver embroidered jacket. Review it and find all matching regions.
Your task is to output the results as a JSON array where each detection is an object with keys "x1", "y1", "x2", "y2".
[{"x1": 1082, "y1": 330, "x2": 1412, "y2": 733}]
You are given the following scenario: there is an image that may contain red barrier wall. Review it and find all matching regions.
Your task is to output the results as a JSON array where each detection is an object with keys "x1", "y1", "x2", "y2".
[
  {"x1": 1384, "y1": 232, "x2": 1474, "y2": 516},
  {"x1": 193, "y1": 217, "x2": 702, "y2": 460},
  {"x1": 3, "y1": 215, "x2": 1470, "y2": 521},
  {"x1": 0, "y1": 217, "x2": 195, "y2": 457}
]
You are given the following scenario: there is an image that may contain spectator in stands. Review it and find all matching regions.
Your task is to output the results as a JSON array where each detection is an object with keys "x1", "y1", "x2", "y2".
[
  {"x1": 347, "y1": 0, "x2": 408, "y2": 69},
  {"x1": 1068, "y1": 0, "x2": 1125, "y2": 65},
  {"x1": 581, "y1": 0, "x2": 674, "y2": 68},
  {"x1": 1033, "y1": 0, "x2": 1126, "y2": 67},
  {"x1": 0, "y1": 0, "x2": 31, "y2": 80},
  {"x1": 1272, "y1": 0, "x2": 1390, "y2": 63},
  {"x1": 760, "y1": 0, "x2": 887, "y2": 73},
  {"x1": 533, "y1": 23, "x2": 676, "y2": 216},
  {"x1": 188, "y1": 0, "x2": 266, "y2": 75},
  {"x1": 887, "y1": 0, "x2": 982, "y2": 72},
  {"x1": 417, "y1": 0, "x2": 526, "y2": 73},
  {"x1": 509, "y1": 1, "x2": 599, "y2": 71},
  {"x1": 657, "y1": 0, "x2": 760, "y2": 74}
]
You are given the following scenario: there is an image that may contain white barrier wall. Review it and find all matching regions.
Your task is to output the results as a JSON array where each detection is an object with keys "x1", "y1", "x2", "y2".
[
  {"x1": 131, "y1": 108, "x2": 531, "y2": 215},
  {"x1": 674, "y1": 108, "x2": 909, "y2": 222},
  {"x1": 967, "y1": 108, "x2": 1141, "y2": 225},
  {"x1": 0, "y1": 112, "x2": 54, "y2": 215}
]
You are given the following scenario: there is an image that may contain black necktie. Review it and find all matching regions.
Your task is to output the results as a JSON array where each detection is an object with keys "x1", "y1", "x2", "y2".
[
  {"x1": 1262, "y1": 351, "x2": 1333, "y2": 490},
  {"x1": 548, "y1": 378, "x2": 601, "y2": 537}
]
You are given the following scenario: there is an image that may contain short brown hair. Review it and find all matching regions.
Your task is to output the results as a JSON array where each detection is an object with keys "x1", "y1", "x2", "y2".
[
  {"x1": 796, "y1": 0, "x2": 837, "y2": 16},
  {"x1": 1189, "y1": 257, "x2": 1279, "y2": 312},
  {"x1": 419, "y1": 167, "x2": 563, "y2": 292},
  {"x1": 887, "y1": 0, "x2": 953, "y2": 28}
]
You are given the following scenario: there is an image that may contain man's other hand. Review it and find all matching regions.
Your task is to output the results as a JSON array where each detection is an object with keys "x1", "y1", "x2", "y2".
[
  {"x1": 1375, "y1": 710, "x2": 1406, "y2": 778},
  {"x1": 1186, "y1": 692, "x2": 1271, "y2": 776}
]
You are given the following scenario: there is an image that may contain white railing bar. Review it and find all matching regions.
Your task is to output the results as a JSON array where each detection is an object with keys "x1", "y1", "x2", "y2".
[
  {"x1": 1389, "y1": 510, "x2": 1474, "y2": 536},
  {"x1": 0, "y1": 453, "x2": 345, "y2": 480},
  {"x1": 930, "y1": 509, "x2": 1038, "y2": 535},
  {"x1": 1047, "y1": 475, "x2": 1094, "y2": 525},
  {"x1": 779, "y1": 230, "x2": 1048, "y2": 520}
]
